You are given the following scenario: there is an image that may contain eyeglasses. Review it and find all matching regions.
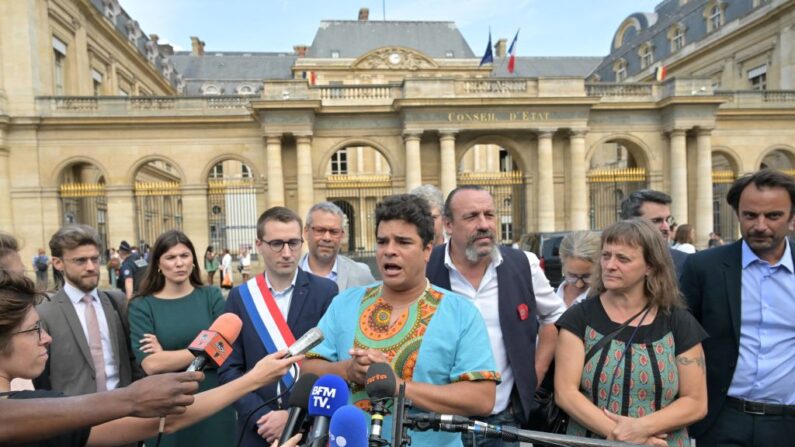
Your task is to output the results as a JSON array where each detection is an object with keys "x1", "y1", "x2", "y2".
[
  {"x1": 13, "y1": 321, "x2": 43, "y2": 342},
  {"x1": 649, "y1": 216, "x2": 675, "y2": 226},
  {"x1": 564, "y1": 273, "x2": 592, "y2": 285},
  {"x1": 260, "y1": 238, "x2": 303, "y2": 252},
  {"x1": 310, "y1": 226, "x2": 343, "y2": 237},
  {"x1": 61, "y1": 256, "x2": 101, "y2": 266}
]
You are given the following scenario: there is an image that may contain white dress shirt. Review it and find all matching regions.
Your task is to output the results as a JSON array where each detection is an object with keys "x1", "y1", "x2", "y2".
[
  {"x1": 63, "y1": 282, "x2": 120, "y2": 390},
  {"x1": 443, "y1": 245, "x2": 566, "y2": 414},
  {"x1": 300, "y1": 255, "x2": 338, "y2": 282},
  {"x1": 265, "y1": 270, "x2": 299, "y2": 318}
]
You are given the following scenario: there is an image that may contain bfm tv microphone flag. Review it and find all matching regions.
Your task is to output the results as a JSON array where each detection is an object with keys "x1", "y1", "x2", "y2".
[{"x1": 507, "y1": 29, "x2": 519, "y2": 74}]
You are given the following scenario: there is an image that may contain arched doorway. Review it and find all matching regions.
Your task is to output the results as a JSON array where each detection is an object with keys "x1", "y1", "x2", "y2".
[
  {"x1": 458, "y1": 143, "x2": 525, "y2": 244},
  {"x1": 58, "y1": 162, "x2": 109, "y2": 255},
  {"x1": 134, "y1": 159, "x2": 183, "y2": 249},
  {"x1": 711, "y1": 152, "x2": 738, "y2": 242},
  {"x1": 324, "y1": 145, "x2": 393, "y2": 254},
  {"x1": 206, "y1": 159, "x2": 257, "y2": 255},
  {"x1": 587, "y1": 139, "x2": 648, "y2": 230},
  {"x1": 760, "y1": 148, "x2": 795, "y2": 173}
]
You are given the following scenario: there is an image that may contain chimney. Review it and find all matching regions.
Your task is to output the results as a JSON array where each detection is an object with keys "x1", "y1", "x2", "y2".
[
  {"x1": 495, "y1": 38, "x2": 507, "y2": 58},
  {"x1": 293, "y1": 45, "x2": 308, "y2": 57},
  {"x1": 149, "y1": 34, "x2": 159, "y2": 46},
  {"x1": 191, "y1": 36, "x2": 205, "y2": 56},
  {"x1": 158, "y1": 44, "x2": 174, "y2": 56},
  {"x1": 358, "y1": 7, "x2": 369, "y2": 20}
]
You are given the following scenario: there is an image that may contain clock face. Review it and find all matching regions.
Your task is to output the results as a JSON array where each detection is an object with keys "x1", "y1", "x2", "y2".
[{"x1": 388, "y1": 52, "x2": 402, "y2": 65}]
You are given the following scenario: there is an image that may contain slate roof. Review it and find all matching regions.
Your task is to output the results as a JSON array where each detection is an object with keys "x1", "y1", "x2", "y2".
[
  {"x1": 170, "y1": 52, "x2": 297, "y2": 80},
  {"x1": 307, "y1": 20, "x2": 475, "y2": 58},
  {"x1": 491, "y1": 57, "x2": 604, "y2": 78}
]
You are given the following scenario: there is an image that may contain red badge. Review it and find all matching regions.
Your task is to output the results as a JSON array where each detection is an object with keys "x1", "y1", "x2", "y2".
[{"x1": 517, "y1": 304, "x2": 529, "y2": 321}]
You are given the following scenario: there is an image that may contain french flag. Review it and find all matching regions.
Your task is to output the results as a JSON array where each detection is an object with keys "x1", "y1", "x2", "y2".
[{"x1": 507, "y1": 30, "x2": 519, "y2": 74}]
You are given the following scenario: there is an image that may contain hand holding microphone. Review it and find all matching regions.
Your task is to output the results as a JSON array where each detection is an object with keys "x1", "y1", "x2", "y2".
[
  {"x1": 186, "y1": 313, "x2": 243, "y2": 372},
  {"x1": 249, "y1": 350, "x2": 303, "y2": 389}
]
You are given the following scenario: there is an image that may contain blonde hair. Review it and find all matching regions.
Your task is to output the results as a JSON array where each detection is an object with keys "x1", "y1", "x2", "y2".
[{"x1": 590, "y1": 218, "x2": 683, "y2": 311}]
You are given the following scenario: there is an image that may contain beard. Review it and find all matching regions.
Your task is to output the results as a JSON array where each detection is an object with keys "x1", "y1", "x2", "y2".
[{"x1": 464, "y1": 230, "x2": 498, "y2": 263}]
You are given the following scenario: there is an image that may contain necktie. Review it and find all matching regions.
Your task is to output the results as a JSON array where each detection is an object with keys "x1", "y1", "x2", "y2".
[{"x1": 82, "y1": 294, "x2": 107, "y2": 392}]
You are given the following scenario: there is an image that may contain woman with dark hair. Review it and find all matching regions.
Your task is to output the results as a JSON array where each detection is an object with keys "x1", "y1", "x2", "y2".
[
  {"x1": 555, "y1": 219, "x2": 708, "y2": 446},
  {"x1": 0, "y1": 270, "x2": 300, "y2": 447},
  {"x1": 203, "y1": 245, "x2": 219, "y2": 285},
  {"x1": 128, "y1": 230, "x2": 234, "y2": 447}
]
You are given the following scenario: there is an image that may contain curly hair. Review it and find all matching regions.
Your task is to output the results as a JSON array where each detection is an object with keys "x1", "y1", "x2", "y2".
[{"x1": 375, "y1": 194, "x2": 435, "y2": 246}]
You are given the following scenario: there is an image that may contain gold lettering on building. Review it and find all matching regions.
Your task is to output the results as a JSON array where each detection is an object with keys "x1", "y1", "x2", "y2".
[{"x1": 448, "y1": 111, "x2": 550, "y2": 122}]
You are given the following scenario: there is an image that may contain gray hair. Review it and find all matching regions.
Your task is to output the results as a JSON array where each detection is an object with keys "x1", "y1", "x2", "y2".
[
  {"x1": 410, "y1": 184, "x2": 444, "y2": 212},
  {"x1": 559, "y1": 231, "x2": 601, "y2": 267},
  {"x1": 306, "y1": 201, "x2": 347, "y2": 227}
]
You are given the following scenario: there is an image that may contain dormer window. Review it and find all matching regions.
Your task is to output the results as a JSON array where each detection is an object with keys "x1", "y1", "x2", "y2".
[
  {"x1": 639, "y1": 43, "x2": 654, "y2": 69},
  {"x1": 445, "y1": 51, "x2": 454, "y2": 58},
  {"x1": 331, "y1": 50, "x2": 340, "y2": 58},
  {"x1": 202, "y1": 84, "x2": 220, "y2": 95},
  {"x1": 704, "y1": 1, "x2": 726, "y2": 33},
  {"x1": 668, "y1": 24, "x2": 686, "y2": 53},
  {"x1": 614, "y1": 58, "x2": 628, "y2": 82}
]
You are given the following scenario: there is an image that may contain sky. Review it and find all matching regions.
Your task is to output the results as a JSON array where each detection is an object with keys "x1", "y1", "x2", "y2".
[{"x1": 120, "y1": 0, "x2": 661, "y2": 57}]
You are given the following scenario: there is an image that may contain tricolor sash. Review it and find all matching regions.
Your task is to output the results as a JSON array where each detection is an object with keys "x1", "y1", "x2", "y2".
[{"x1": 239, "y1": 274, "x2": 298, "y2": 387}]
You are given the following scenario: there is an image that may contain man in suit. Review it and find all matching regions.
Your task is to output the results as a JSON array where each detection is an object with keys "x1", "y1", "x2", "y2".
[
  {"x1": 219, "y1": 206, "x2": 338, "y2": 446},
  {"x1": 619, "y1": 189, "x2": 688, "y2": 276},
  {"x1": 299, "y1": 201, "x2": 375, "y2": 290},
  {"x1": 34, "y1": 224, "x2": 134, "y2": 396},
  {"x1": 425, "y1": 186, "x2": 566, "y2": 446},
  {"x1": 681, "y1": 169, "x2": 795, "y2": 447}
]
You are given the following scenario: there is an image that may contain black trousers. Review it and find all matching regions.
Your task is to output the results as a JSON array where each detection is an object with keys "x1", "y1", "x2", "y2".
[{"x1": 696, "y1": 404, "x2": 795, "y2": 447}]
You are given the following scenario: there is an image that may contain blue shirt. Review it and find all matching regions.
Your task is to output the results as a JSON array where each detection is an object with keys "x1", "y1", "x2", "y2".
[{"x1": 729, "y1": 240, "x2": 795, "y2": 404}]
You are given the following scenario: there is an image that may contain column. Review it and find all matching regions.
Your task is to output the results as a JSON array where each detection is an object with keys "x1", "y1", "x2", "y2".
[
  {"x1": 296, "y1": 134, "x2": 314, "y2": 222},
  {"x1": 404, "y1": 132, "x2": 422, "y2": 192},
  {"x1": 439, "y1": 131, "x2": 457, "y2": 198},
  {"x1": 180, "y1": 184, "x2": 210, "y2": 278},
  {"x1": 695, "y1": 129, "x2": 714, "y2": 248},
  {"x1": 568, "y1": 130, "x2": 588, "y2": 231},
  {"x1": 0, "y1": 146, "x2": 13, "y2": 231},
  {"x1": 265, "y1": 134, "x2": 285, "y2": 207},
  {"x1": 669, "y1": 129, "x2": 688, "y2": 224},
  {"x1": 537, "y1": 130, "x2": 555, "y2": 232}
]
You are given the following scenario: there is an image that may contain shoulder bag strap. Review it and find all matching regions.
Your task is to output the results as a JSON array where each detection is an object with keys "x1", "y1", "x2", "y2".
[{"x1": 584, "y1": 304, "x2": 650, "y2": 362}]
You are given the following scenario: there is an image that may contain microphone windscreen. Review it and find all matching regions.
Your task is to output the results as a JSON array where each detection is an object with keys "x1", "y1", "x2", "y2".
[
  {"x1": 307, "y1": 374, "x2": 349, "y2": 418},
  {"x1": 365, "y1": 362, "x2": 396, "y2": 400},
  {"x1": 208, "y1": 313, "x2": 243, "y2": 344},
  {"x1": 287, "y1": 373, "x2": 319, "y2": 409},
  {"x1": 329, "y1": 405, "x2": 369, "y2": 447}
]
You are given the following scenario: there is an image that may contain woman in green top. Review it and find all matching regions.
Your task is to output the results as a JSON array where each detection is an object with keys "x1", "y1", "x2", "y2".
[
  {"x1": 204, "y1": 245, "x2": 219, "y2": 285},
  {"x1": 129, "y1": 230, "x2": 235, "y2": 447}
]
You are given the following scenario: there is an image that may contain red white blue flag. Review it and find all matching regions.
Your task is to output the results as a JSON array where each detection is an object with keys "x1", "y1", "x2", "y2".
[
  {"x1": 239, "y1": 274, "x2": 298, "y2": 386},
  {"x1": 507, "y1": 30, "x2": 519, "y2": 74}
]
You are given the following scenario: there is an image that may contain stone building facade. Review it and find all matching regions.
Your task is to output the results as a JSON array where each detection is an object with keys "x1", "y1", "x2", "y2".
[{"x1": 1, "y1": 0, "x2": 794, "y2": 268}]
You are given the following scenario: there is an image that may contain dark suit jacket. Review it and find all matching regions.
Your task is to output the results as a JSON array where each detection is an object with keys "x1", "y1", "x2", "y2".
[
  {"x1": 218, "y1": 269, "x2": 338, "y2": 447},
  {"x1": 679, "y1": 240, "x2": 794, "y2": 438},
  {"x1": 426, "y1": 244, "x2": 538, "y2": 423},
  {"x1": 670, "y1": 246, "x2": 688, "y2": 279},
  {"x1": 34, "y1": 288, "x2": 133, "y2": 395}
]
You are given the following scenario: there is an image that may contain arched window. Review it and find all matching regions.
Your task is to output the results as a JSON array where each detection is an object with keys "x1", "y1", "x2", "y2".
[
  {"x1": 202, "y1": 84, "x2": 220, "y2": 95},
  {"x1": 704, "y1": 1, "x2": 726, "y2": 33},
  {"x1": 613, "y1": 59, "x2": 628, "y2": 82},
  {"x1": 638, "y1": 43, "x2": 654, "y2": 69},
  {"x1": 668, "y1": 24, "x2": 686, "y2": 53}
]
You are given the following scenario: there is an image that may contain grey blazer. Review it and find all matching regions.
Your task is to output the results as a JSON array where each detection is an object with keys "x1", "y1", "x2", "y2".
[
  {"x1": 34, "y1": 288, "x2": 133, "y2": 396},
  {"x1": 300, "y1": 253, "x2": 375, "y2": 291}
]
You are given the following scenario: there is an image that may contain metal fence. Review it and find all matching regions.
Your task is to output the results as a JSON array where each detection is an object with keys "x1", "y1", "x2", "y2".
[
  {"x1": 712, "y1": 170, "x2": 738, "y2": 242},
  {"x1": 207, "y1": 179, "x2": 258, "y2": 255},
  {"x1": 325, "y1": 175, "x2": 394, "y2": 255},
  {"x1": 134, "y1": 181, "x2": 182, "y2": 248},
  {"x1": 458, "y1": 171, "x2": 526, "y2": 244},
  {"x1": 59, "y1": 183, "x2": 109, "y2": 257},
  {"x1": 587, "y1": 168, "x2": 647, "y2": 230}
]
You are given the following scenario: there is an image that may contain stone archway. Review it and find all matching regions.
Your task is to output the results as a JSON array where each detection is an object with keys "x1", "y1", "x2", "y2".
[
  {"x1": 711, "y1": 150, "x2": 740, "y2": 242},
  {"x1": 58, "y1": 161, "x2": 109, "y2": 256},
  {"x1": 323, "y1": 144, "x2": 393, "y2": 253},
  {"x1": 206, "y1": 158, "x2": 258, "y2": 255},
  {"x1": 133, "y1": 159, "x2": 183, "y2": 248},
  {"x1": 586, "y1": 137, "x2": 649, "y2": 230}
]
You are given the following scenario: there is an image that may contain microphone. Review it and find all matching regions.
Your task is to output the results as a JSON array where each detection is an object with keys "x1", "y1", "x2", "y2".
[
  {"x1": 276, "y1": 373, "x2": 318, "y2": 446},
  {"x1": 186, "y1": 313, "x2": 242, "y2": 372},
  {"x1": 407, "y1": 412, "x2": 471, "y2": 431},
  {"x1": 286, "y1": 327, "x2": 324, "y2": 358},
  {"x1": 305, "y1": 374, "x2": 350, "y2": 447},
  {"x1": 365, "y1": 363, "x2": 396, "y2": 445},
  {"x1": 329, "y1": 405, "x2": 369, "y2": 447}
]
